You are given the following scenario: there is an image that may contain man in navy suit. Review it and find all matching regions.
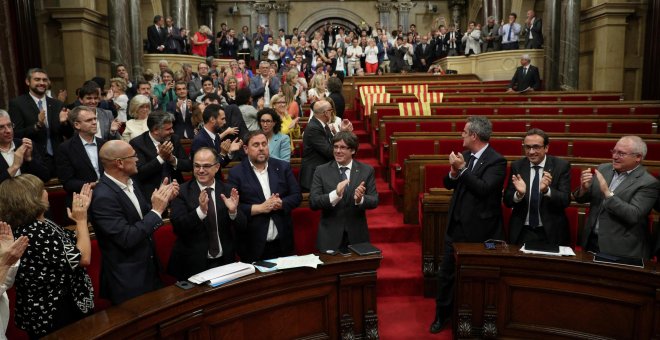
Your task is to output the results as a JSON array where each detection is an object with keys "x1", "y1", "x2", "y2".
[
  {"x1": 8, "y1": 68, "x2": 72, "y2": 169},
  {"x1": 168, "y1": 147, "x2": 247, "y2": 280},
  {"x1": 228, "y1": 130, "x2": 302, "y2": 262},
  {"x1": 0, "y1": 110, "x2": 50, "y2": 183},
  {"x1": 507, "y1": 54, "x2": 541, "y2": 92},
  {"x1": 190, "y1": 104, "x2": 242, "y2": 167},
  {"x1": 91, "y1": 139, "x2": 179, "y2": 304},
  {"x1": 430, "y1": 116, "x2": 506, "y2": 333},
  {"x1": 78, "y1": 81, "x2": 122, "y2": 140},
  {"x1": 130, "y1": 110, "x2": 192, "y2": 199},
  {"x1": 147, "y1": 15, "x2": 166, "y2": 53},
  {"x1": 248, "y1": 61, "x2": 281, "y2": 107},
  {"x1": 503, "y1": 128, "x2": 572, "y2": 245},
  {"x1": 56, "y1": 106, "x2": 106, "y2": 208},
  {"x1": 165, "y1": 81, "x2": 195, "y2": 139}
]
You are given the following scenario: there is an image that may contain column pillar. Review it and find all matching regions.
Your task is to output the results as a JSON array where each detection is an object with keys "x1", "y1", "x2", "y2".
[
  {"x1": 396, "y1": 1, "x2": 416, "y2": 31},
  {"x1": 170, "y1": 0, "x2": 190, "y2": 31},
  {"x1": 129, "y1": 0, "x2": 143, "y2": 81},
  {"x1": 543, "y1": 0, "x2": 560, "y2": 90},
  {"x1": 483, "y1": 0, "x2": 502, "y2": 22},
  {"x1": 204, "y1": 3, "x2": 216, "y2": 37},
  {"x1": 108, "y1": 0, "x2": 132, "y2": 76},
  {"x1": 253, "y1": 2, "x2": 272, "y2": 29},
  {"x1": 376, "y1": 1, "x2": 394, "y2": 33},
  {"x1": 274, "y1": 2, "x2": 290, "y2": 32},
  {"x1": 449, "y1": 0, "x2": 466, "y2": 29},
  {"x1": 561, "y1": 0, "x2": 580, "y2": 90}
]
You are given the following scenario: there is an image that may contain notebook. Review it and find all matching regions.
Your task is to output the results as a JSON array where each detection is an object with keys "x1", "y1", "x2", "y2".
[{"x1": 348, "y1": 242, "x2": 381, "y2": 256}]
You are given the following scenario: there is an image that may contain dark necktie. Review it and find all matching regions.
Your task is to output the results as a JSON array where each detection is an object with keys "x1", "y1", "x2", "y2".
[
  {"x1": 38, "y1": 99, "x2": 53, "y2": 156},
  {"x1": 508, "y1": 25, "x2": 513, "y2": 41},
  {"x1": 324, "y1": 125, "x2": 333, "y2": 143},
  {"x1": 466, "y1": 155, "x2": 476, "y2": 172},
  {"x1": 529, "y1": 166, "x2": 541, "y2": 227},
  {"x1": 340, "y1": 167, "x2": 349, "y2": 181},
  {"x1": 523, "y1": 67, "x2": 527, "y2": 77},
  {"x1": 205, "y1": 187, "x2": 221, "y2": 257}
]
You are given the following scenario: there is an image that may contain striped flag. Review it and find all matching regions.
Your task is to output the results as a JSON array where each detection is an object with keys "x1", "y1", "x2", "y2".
[
  {"x1": 402, "y1": 84, "x2": 429, "y2": 96},
  {"x1": 365, "y1": 93, "x2": 391, "y2": 117},
  {"x1": 360, "y1": 85, "x2": 387, "y2": 106},
  {"x1": 398, "y1": 101, "x2": 431, "y2": 116},
  {"x1": 415, "y1": 92, "x2": 443, "y2": 104}
]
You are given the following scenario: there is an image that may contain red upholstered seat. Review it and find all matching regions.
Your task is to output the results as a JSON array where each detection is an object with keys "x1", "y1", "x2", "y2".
[
  {"x1": 529, "y1": 121, "x2": 565, "y2": 133},
  {"x1": 610, "y1": 121, "x2": 654, "y2": 134},
  {"x1": 562, "y1": 107, "x2": 594, "y2": 115},
  {"x1": 154, "y1": 224, "x2": 178, "y2": 286},
  {"x1": 569, "y1": 121, "x2": 608, "y2": 133},
  {"x1": 434, "y1": 107, "x2": 465, "y2": 115},
  {"x1": 646, "y1": 141, "x2": 660, "y2": 161},
  {"x1": 566, "y1": 207, "x2": 580, "y2": 249},
  {"x1": 89, "y1": 239, "x2": 112, "y2": 312},
  {"x1": 465, "y1": 107, "x2": 493, "y2": 115},
  {"x1": 571, "y1": 140, "x2": 614, "y2": 158},
  {"x1": 391, "y1": 96, "x2": 418, "y2": 103},
  {"x1": 438, "y1": 139, "x2": 464, "y2": 154},
  {"x1": 528, "y1": 107, "x2": 560, "y2": 115},
  {"x1": 47, "y1": 189, "x2": 68, "y2": 226},
  {"x1": 501, "y1": 203, "x2": 512, "y2": 240},
  {"x1": 424, "y1": 164, "x2": 451, "y2": 191},
  {"x1": 549, "y1": 140, "x2": 570, "y2": 157},
  {"x1": 489, "y1": 139, "x2": 523, "y2": 156},
  {"x1": 419, "y1": 121, "x2": 453, "y2": 132},
  {"x1": 495, "y1": 107, "x2": 527, "y2": 115},
  {"x1": 570, "y1": 165, "x2": 585, "y2": 191},
  {"x1": 292, "y1": 207, "x2": 321, "y2": 255},
  {"x1": 492, "y1": 121, "x2": 527, "y2": 133},
  {"x1": 390, "y1": 139, "x2": 437, "y2": 191},
  {"x1": 630, "y1": 106, "x2": 659, "y2": 115}
]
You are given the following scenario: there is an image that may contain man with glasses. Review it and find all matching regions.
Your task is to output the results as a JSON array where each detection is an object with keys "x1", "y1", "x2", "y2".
[
  {"x1": 91, "y1": 139, "x2": 179, "y2": 304},
  {"x1": 503, "y1": 128, "x2": 571, "y2": 246},
  {"x1": 168, "y1": 147, "x2": 247, "y2": 280},
  {"x1": 0, "y1": 110, "x2": 49, "y2": 183},
  {"x1": 574, "y1": 136, "x2": 659, "y2": 259},
  {"x1": 56, "y1": 106, "x2": 106, "y2": 208},
  {"x1": 130, "y1": 110, "x2": 192, "y2": 199},
  {"x1": 188, "y1": 62, "x2": 211, "y2": 101},
  {"x1": 249, "y1": 61, "x2": 281, "y2": 108},
  {"x1": 309, "y1": 132, "x2": 379, "y2": 252}
]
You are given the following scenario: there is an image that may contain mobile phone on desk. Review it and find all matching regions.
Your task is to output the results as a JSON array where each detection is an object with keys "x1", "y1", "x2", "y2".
[
  {"x1": 175, "y1": 280, "x2": 195, "y2": 290},
  {"x1": 254, "y1": 260, "x2": 276, "y2": 268}
]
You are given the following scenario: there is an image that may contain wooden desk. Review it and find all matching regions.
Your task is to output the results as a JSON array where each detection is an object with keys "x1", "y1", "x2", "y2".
[
  {"x1": 47, "y1": 253, "x2": 381, "y2": 340},
  {"x1": 452, "y1": 243, "x2": 660, "y2": 339}
]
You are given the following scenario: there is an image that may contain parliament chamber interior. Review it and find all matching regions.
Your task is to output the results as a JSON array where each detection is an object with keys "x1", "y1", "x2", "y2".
[{"x1": 0, "y1": 0, "x2": 659, "y2": 339}]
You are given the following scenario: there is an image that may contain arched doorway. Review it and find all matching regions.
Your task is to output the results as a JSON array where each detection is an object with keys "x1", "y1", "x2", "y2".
[{"x1": 295, "y1": 8, "x2": 369, "y2": 38}]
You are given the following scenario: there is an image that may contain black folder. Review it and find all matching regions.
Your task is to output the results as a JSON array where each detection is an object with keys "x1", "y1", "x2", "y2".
[
  {"x1": 593, "y1": 252, "x2": 644, "y2": 268},
  {"x1": 524, "y1": 242, "x2": 560, "y2": 253},
  {"x1": 348, "y1": 242, "x2": 381, "y2": 256}
]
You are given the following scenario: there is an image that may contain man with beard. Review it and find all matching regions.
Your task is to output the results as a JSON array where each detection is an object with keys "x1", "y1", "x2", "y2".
[
  {"x1": 190, "y1": 104, "x2": 242, "y2": 168},
  {"x1": 129, "y1": 110, "x2": 192, "y2": 198},
  {"x1": 228, "y1": 130, "x2": 301, "y2": 262}
]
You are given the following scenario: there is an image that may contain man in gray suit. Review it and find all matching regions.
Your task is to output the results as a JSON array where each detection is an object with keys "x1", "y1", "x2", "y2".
[
  {"x1": 309, "y1": 131, "x2": 379, "y2": 251},
  {"x1": 78, "y1": 82, "x2": 121, "y2": 141},
  {"x1": 575, "y1": 136, "x2": 659, "y2": 259}
]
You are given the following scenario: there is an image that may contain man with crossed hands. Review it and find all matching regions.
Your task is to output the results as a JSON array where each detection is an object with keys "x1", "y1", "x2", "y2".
[{"x1": 503, "y1": 129, "x2": 571, "y2": 246}]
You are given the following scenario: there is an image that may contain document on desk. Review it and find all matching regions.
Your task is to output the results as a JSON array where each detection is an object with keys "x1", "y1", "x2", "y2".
[
  {"x1": 274, "y1": 254, "x2": 324, "y2": 269},
  {"x1": 188, "y1": 262, "x2": 256, "y2": 286},
  {"x1": 520, "y1": 245, "x2": 576, "y2": 257}
]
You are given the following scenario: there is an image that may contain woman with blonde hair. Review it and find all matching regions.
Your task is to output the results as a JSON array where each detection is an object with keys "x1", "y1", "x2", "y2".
[
  {"x1": 122, "y1": 94, "x2": 151, "y2": 141},
  {"x1": 0, "y1": 175, "x2": 93, "y2": 338},
  {"x1": 280, "y1": 83, "x2": 301, "y2": 119},
  {"x1": 224, "y1": 75, "x2": 239, "y2": 105},
  {"x1": 192, "y1": 25, "x2": 212, "y2": 57},
  {"x1": 270, "y1": 93, "x2": 300, "y2": 141},
  {"x1": 108, "y1": 77, "x2": 129, "y2": 122},
  {"x1": 307, "y1": 73, "x2": 329, "y2": 104}
]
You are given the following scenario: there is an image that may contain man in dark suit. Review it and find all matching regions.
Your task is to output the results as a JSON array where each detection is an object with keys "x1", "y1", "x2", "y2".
[
  {"x1": 147, "y1": 15, "x2": 166, "y2": 53},
  {"x1": 190, "y1": 104, "x2": 242, "y2": 168},
  {"x1": 575, "y1": 136, "x2": 659, "y2": 259},
  {"x1": 130, "y1": 111, "x2": 192, "y2": 199},
  {"x1": 165, "y1": 81, "x2": 195, "y2": 139},
  {"x1": 430, "y1": 116, "x2": 506, "y2": 333},
  {"x1": 91, "y1": 140, "x2": 179, "y2": 305},
  {"x1": 300, "y1": 100, "x2": 335, "y2": 192},
  {"x1": 507, "y1": 54, "x2": 541, "y2": 92},
  {"x1": 414, "y1": 35, "x2": 433, "y2": 72},
  {"x1": 503, "y1": 129, "x2": 571, "y2": 245},
  {"x1": 56, "y1": 106, "x2": 105, "y2": 208},
  {"x1": 228, "y1": 131, "x2": 302, "y2": 263},
  {"x1": 0, "y1": 110, "x2": 50, "y2": 183},
  {"x1": 248, "y1": 61, "x2": 281, "y2": 107},
  {"x1": 164, "y1": 16, "x2": 183, "y2": 54},
  {"x1": 78, "y1": 81, "x2": 122, "y2": 141},
  {"x1": 524, "y1": 10, "x2": 544, "y2": 49},
  {"x1": 168, "y1": 147, "x2": 247, "y2": 280},
  {"x1": 8, "y1": 68, "x2": 71, "y2": 167},
  {"x1": 309, "y1": 132, "x2": 379, "y2": 251},
  {"x1": 237, "y1": 25, "x2": 252, "y2": 63},
  {"x1": 220, "y1": 29, "x2": 239, "y2": 58}
]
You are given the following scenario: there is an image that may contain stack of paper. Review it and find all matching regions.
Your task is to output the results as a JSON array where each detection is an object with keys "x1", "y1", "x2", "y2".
[
  {"x1": 520, "y1": 245, "x2": 576, "y2": 257},
  {"x1": 274, "y1": 254, "x2": 324, "y2": 269},
  {"x1": 188, "y1": 262, "x2": 255, "y2": 286}
]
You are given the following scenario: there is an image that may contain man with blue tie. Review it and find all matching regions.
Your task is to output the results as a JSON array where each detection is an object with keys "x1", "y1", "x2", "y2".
[
  {"x1": 503, "y1": 129, "x2": 571, "y2": 245},
  {"x1": 507, "y1": 54, "x2": 541, "y2": 92},
  {"x1": 499, "y1": 13, "x2": 521, "y2": 50},
  {"x1": 228, "y1": 130, "x2": 302, "y2": 263}
]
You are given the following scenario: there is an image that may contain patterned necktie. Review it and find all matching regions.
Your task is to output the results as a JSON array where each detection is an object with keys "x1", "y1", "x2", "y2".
[
  {"x1": 340, "y1": 167, "x2": 349, "y2": 181},
  {"x1": 205, "y1": 187, "x2": 221, "y2": 257},
  {"x1": 529, "y1": 166, "x2": 541, "y2": 227},
  {"x1": 38, "y1": 99, "x2": 53, "y2": 156}
]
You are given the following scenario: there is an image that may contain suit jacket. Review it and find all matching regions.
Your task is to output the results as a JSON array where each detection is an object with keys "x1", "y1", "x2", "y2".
[
  {"x1": 414, "y1": 43, "x2": 433, "y2": 71},
  {"x1": 90, "y1": 174, "x2": 164, "y2": 304},
  {"x1": 223, "y1": 104, "x2": 249, "y2": 143},
  {"x1": 509, "y1": 65, "x2": 541, "y2": 91},
  {"x1": 220, "y1": 36, "x2": 238, "y2": 57},
  {"x1": 130, "y1": 131, "x2": 192, "y2": 198},
  {"x1": 268, "y1": 133, "x2": 291, "y2": 162},
  {"x1": 444, "y1": 146, "x2": 507, "y2": 242},
  {"x1": 56, "y1": 134, "x2": 105, "y2": 207},
  {"x1": 328, "y1": 93, "x2": 345, "y2": 119},
  {"x1": 96, "y1": 108, "x2": 121, "y2": 141},
  {"x1": 0, "y1": 138, "x2": 50, "y2": 183},
  {"x1": 575, "y1": 163, "x2": 659, "y2": 259},
  {"x1": 300, "y1": 117, "x2": 334, "y2": 191},
  {"x1": 165, "y1": 100, "x2": 195, "y2": 139},
  {"x1": 237, "y1": 32, "x2": 252, "y2": 51},
  {"x1": 190, "y1": 128, "x2": 232, "y2": 168},
  {"x1": 8, "y1": 94, "x2": 72, "y2": 157},
  {"x1": 310, "y1": 160, "x2": 379, "y2": 251},
  {"x1": 462, "y1": 30, "x2": 482, "y2": 55},
  {"x1": 248, "y1": 76, "x2": 281, "y2": 103},
  {"x1": 227, "y1": 157, "x2": 302, "y2": 263},
  {"x1": 481, "y1": 24, "x2": 501, "y2": 51},
  {"x1": 164, "y1": 25, "x2": 183, "y2": 53},
  {"x1": 147, "y1": 24, "x2": 167, "y2": 53},
  {"x1": 525, "y1": 18, "x2": 544, "y2": 48},
  {"x1": 503, "y1": 155, "x2": 571, "y2": 245},
  {"x1": 168, "y1": 179, "x2": 247, "y2": 280},
  {"x1": 187, "y1": 78, "x2": 203, "y2": 101}
]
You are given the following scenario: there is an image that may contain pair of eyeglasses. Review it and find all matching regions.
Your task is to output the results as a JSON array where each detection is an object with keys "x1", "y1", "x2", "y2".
[
  {"x1": 523, "y1": 144, "x2": 544, "y2": 151},
  {"x1": 610, "y1": 149, "x2": 639, "y2": 158},
  {"x1": 193, "y1": 162, "x2": 218, "y2": 170}
]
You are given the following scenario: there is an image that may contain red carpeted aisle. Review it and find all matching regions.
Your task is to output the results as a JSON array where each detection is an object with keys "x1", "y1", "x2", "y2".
[{"x1": 347, "y1": 111, "x2": 451, "y2": 339}]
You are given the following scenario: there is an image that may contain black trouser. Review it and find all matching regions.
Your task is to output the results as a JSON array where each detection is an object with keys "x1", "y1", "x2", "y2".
[{"x1": 501, "y1": 42, "x2": 519, "y2": 50}]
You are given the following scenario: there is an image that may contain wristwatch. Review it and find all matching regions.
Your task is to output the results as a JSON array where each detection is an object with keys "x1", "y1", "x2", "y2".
[{"x1": 606, "y1": 190, "x2": 615, "y2": 199}]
